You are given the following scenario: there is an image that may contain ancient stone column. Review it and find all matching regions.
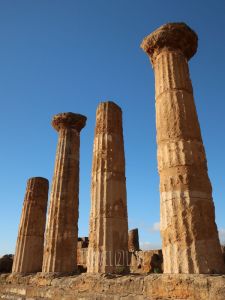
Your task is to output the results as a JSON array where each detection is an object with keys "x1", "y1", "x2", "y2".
[
  {"x1": 141, "y1": 23, "x2": 225, "y2": 274},
  {"x1": 42, "y1": 112, "x2": 86, "y2": 273},
  {"x1": 87, "y1": 101, "x2": 129, "y2": 273},
  {"x1": 128, "y1": 228, "x2": 140, "y2": 252},
  {"x1": 12, "y1": 177, "x2": 49, "y2": 273}
]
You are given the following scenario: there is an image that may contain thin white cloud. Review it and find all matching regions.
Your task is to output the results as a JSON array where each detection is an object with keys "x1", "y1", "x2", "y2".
[
  {"x1": 140, "y1": 241, "x2": 161, "y2": 250},
  {"x1": 153, "y1": 222, "x2": 160, "y2": 231},
  {"x1": 149, "y1": 221, "x2": 160, "y2": 233}
]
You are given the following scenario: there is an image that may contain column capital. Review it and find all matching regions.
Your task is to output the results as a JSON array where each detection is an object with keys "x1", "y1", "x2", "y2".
[
  {"x1": 52, "y1": 112, "x2": 87, "y2": 132},
  {"x1": 140, "y1": 22, "x2": 198, "y2": 63}
]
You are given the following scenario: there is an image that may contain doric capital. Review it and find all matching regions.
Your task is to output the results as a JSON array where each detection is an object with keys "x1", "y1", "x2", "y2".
[
  {"x1": 52, "y1": 112, "x2": 87, "y2": 132},
  {"x1": 140, "y1": 22, "x2": 198, "y2": 63}
]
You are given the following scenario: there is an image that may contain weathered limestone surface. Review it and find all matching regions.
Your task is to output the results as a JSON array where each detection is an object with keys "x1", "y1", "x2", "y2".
[
  {"x1": 1, "y1": 273, "x2": 225, "y2": 299},
  {"x1": 77, "y1": 237, "x2": 89, "y2": 272},
  {"x1": 12, "y1": 177, "x2": 49, "y2": 274},
  {"x1": 42, "y1": 113, "x2": 86, "y2": 273},
  {"x1": 77, "y1": 248, "x2": 88, "y2": 272},
  {"x1": 78, "y1": 237, "x2": 89, "y2": 249},
  {"x1": 130, "y1": 250, "x2": 163, "y2": 274},
  {"x1": 77, "y1": 235, "x2": 163, "y2": 274},
  {"x1": 141, "y1": 23, "x2": 225, "y2": 273},
  {"x1": 76, "y1": 236, "x2": 163, "y2": 274},
  {"x1": 87, "y1": 101, "x2": 129, "y2": 273},
  {"x1": 128, "y1": 228, "x2": 140, "y2": 251}
]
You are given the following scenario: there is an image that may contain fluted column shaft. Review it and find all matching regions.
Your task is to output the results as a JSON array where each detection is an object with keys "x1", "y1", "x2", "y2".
[
  {"x1": 87, "y1": 101, "x2": 129, "y2": 273},
  {"x1": 42, "y1": 113, "x2": 86, "y2": 273},
  {"x1": 141, "y1": 23, "x2": 225, "y2": 274},
  {"x1": 12, "y1": 177, "x2": 49, "y2": 274},
  {"x1": 155, "y1": 49, "x2": 224, "y2": 273}
]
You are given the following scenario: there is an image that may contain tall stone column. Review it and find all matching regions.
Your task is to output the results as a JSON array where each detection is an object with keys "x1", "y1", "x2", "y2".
[
  {"x1": 87, "y1": 101, "x2": 129, "y2": 273},
  {"x1": 12, "y1": 177, "x2": 49, "y2": 274},
  {"x1": 42, "y1": 112, "x2": 86, "y2": 273},
  {"x1": 141, "y1": 23, "x2": 225, "y2": 273}
]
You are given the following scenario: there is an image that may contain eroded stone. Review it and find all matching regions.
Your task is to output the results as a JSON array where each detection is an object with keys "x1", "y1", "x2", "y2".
[
  {"x1": 12, "y1": 177, "x2": 49, "y2": 274},
  {"x1": 141, "y1": 22, "x2": 225, "y2": 274},
  {"x1": 42, "y1": 112, "x2": 86, "y2": 273},
  {"x1": 87, "y1": 101, "x2": 129, "y2": 273}
]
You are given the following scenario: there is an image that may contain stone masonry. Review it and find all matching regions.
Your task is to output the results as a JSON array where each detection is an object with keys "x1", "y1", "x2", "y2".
[
  {"x1": 141, "y1": 23, "x2": 225, "y2": 273},
  {"x1": 12, "y1": 177, "x2": 49, "y2": 273},
  {"x1": 2, "y1": 273, "x2": 225, "y2": 300},
  {"x1": 42, "y1": 113, "x2": 86, "y2": 273},
  {"x1": 87, "y1": 101, "x2": 129, "y2": 273}
]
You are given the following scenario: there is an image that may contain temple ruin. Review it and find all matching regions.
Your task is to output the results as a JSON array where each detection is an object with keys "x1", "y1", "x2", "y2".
[{"x1": 1, "y1": 21, "x2": 225, "y2": 300}]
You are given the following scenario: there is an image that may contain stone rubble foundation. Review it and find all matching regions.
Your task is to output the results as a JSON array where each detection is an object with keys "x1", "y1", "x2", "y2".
[{"x1": 1, "y1": 273, "x2": 225, "y2": 299}]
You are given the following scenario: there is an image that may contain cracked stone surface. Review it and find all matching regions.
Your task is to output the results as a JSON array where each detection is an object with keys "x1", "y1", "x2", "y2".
[
  {"x1": 12, "y1": 177, "x2": 49, "y2": 274},
  {"x1": 141, "y1": 22, "x2": 225, "y2": 274},
  {"x1": 1, "y1": 273, "x2": 225, "y2": 299},
  {"x1": 42, "y1": 112, "x2": 86, "y2": 273},
  {"x1": 87, "y1": 101, "x2": 129, "y2": 273}
]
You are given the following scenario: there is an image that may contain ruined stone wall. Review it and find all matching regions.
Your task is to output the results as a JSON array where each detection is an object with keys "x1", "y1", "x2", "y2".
[
  {"x1": 77, "y1": 248, "x2": 163, "y2": 274},
  {"x1": 130, "y1": 250, "x2": 163, "y2": 274},
  {"x1": 77, "y1": 236, "x2": 163, "y2": 274},
  {"x1": 77, "y1": 237, "x2": 89, "y2": 272},
  {"x1": 1, "y1": 273, "x2": 225, "y2": 299}
]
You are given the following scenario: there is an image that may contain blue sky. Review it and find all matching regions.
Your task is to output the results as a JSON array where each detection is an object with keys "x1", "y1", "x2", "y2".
[{"x1": 0, "y1": 0, "x2": 225, "y2": 255}]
